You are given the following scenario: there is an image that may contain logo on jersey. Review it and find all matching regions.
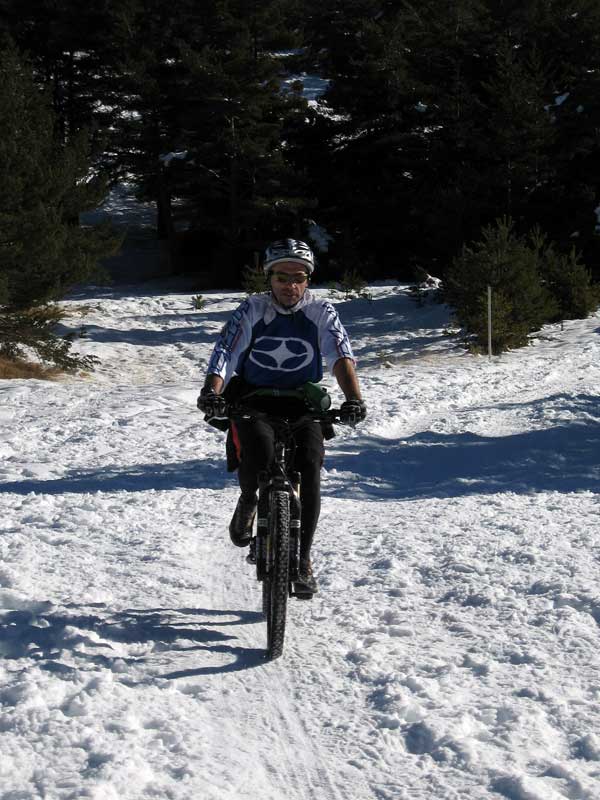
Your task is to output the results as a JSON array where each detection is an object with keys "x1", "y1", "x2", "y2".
[{"x1": 249, "y1": 337, "x2": 314, "y2": 372}]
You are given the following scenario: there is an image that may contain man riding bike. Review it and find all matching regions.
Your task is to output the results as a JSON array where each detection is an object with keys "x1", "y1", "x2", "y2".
[{"x1": 198, "y1": 238, "x2": 366, "y2": 594}]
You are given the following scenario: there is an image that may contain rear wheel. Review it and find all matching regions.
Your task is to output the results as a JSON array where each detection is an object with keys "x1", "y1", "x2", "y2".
[{"x1": 265, "y1": 490, "x2": 290, "y2": 660}]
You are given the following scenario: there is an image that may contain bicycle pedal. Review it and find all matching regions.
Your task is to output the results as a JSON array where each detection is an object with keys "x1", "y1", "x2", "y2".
[{"x1": 246, "y1": 539, "x2": 257, "y2": 564}]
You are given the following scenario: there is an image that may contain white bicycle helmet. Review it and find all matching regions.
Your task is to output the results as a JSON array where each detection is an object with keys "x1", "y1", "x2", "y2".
[{"x1": 263, "y1": 239, "x2": 315, "y2": 274}]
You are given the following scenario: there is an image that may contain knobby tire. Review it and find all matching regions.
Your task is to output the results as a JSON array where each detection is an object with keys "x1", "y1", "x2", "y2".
[
  {"x1": 262, "y1": 574, "x2": 270, "y2": 618},
  {"x1": 266, "y1": 490, "x2": 290, "y2": 660}
]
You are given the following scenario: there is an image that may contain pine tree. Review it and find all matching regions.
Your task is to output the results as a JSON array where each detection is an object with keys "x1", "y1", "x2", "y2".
[
  {"x1": 0, "y1": 43, "x2": 118, "y2": 369},
  {"x1": 300, "y1": 0, "x2": 600, "y2": 280},
  {"x1": 530, "y1": 229, "x2": 599, "y2": 322},
  {"x1": 401, "y1": 0, "x2": 493, "y2": 269},
  {"x1": 0, "y1": 0, "x2": 138, "y2": 150},
  {"x1": 539, "y1": 0, "x2": 600, "y2": 273},
  {"x1": 300, "y1": 0, "x2": 494, "y2": 277},
  {"x1": 480, "y1": 41, "x2": 555, "y2": 225},
  {"x1": 119, "y1": 0, "x2": 314, "y2": 283},
  {"x1": 299, "y1": 0, "x2": 420, "y2": 276}
]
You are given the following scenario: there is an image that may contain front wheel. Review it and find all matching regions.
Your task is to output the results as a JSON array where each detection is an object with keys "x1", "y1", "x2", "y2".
[
  {"x1": 262, "y1": 575, "x2": 270, "y2": 618},
  {"x1": 265, "y1": 490, "x2": 290, "y2": 660}
]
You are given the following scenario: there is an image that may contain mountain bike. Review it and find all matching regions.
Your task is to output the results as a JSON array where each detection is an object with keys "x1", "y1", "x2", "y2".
[{"x1": 228, "y1": 405, "x2": 344, "y2": 661}]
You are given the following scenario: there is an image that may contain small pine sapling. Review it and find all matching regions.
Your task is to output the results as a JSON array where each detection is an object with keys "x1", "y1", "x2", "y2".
[
  {"x1": 242, "y1": 265, "x2": 268, "y2": 296},
  {"x1": 329, "y1": 268, "x2": 373, "y2": 302}
]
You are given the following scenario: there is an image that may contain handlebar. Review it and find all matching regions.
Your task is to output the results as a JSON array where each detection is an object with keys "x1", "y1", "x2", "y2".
[{"x1": 227, "y1": 403, "x2": 345, "y2": 426}]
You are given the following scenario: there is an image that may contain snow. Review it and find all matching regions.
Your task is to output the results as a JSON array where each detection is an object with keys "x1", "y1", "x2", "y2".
[
  {"x1": 283, "y1": 72, "x2": 331, "y2": 104},
  {"x1": 307, "y1": 220, "x2": 334, "y2": 253},
  {"x1": 80, "y1": 183, "x2": 156, "y2": 229},
  {"x1": 159, "y1": 151, "x2": 189, "y2": 166},
  {"x1": 1, "y1": 271, "x2": 600, "y2": 798}
]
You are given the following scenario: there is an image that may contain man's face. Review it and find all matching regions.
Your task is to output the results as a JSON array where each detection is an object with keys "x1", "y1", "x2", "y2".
[{"x1": 269, "y1": 261, "x2": 309, "y2": 307}]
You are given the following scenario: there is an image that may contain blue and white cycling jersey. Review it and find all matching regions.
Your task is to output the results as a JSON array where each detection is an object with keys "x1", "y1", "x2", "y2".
[{"x1": 206, "y1": 290, "x2": 354, "y2": 389}]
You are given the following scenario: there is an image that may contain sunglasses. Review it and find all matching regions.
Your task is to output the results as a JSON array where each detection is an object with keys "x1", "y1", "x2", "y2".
[{"x1": 271, "y1": 272, "x2": 309, "y2": 285}]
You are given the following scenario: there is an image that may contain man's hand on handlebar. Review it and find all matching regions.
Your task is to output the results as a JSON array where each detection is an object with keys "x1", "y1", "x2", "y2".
[
  {"x1": 197, "y1": 388, "x2": 366, "y2": 428},
  {"x1": 197, "y1": 386, "x2": 228, "y2": 419},
  {"x1": 340, "y1": 398, "x2": 367, "y2": 427}
]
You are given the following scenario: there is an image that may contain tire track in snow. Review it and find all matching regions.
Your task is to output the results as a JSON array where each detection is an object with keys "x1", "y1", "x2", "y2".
[
  {"x1": 194, "y1": 540, "x2": 361, "y2": 800},
  {"x1": 262, "y1": 671, "x2": 350, "y2": 800}
]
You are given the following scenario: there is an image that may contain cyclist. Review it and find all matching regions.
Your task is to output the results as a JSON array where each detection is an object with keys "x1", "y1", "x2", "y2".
[{"x1": 198, "y1": 238, "x2": 366, "y2": 593}]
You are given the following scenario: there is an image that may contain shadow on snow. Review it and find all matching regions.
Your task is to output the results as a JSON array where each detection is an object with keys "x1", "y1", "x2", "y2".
[
  {"x1": 323, "y1": 393, "x2": 600, "y2": 500},
  {"x1": 0, "y1": 603, "x2": 267, "y2": 677},
  {"x1": 63, "y1": 288, "x2": 452, "y2": 358},
  {"x1": 60, "y1": 305, "x2": 237, "y2": 349},
  {"x1": 0, "y1": 457, "x2": 231, "y2": 495},
  {"x1": 2, "y1": 394, "x2": 598, "y2": 500}
]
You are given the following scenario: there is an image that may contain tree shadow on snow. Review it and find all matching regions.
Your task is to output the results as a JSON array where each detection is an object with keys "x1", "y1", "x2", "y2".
[
  {"x1": 73, "y1": 311, "x2": 231, "y2": 348},
  {"x1": 65, "y1": 322, "x2": 220, "y2": 347},
  {"x1": 0, "y1": 602, "x2": 267, "y2": 677},
  {"x1": 66, "y1": 290, "x2": 451, "y2": 357},
  {"x1": 4, "y1": 395, "x2": 598, "y2": 502},
  {"x1": 329, "y1": 291, "x2": 454, "y2": 364},
  {"x1": 324, "y1": 393, "x2": 600, "y2": 500},
  {"x1": 0, "y1": 457, "x2": 231, "y2": 495}
]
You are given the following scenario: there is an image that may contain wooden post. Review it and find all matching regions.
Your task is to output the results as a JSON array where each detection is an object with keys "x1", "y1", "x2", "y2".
[{"x1": 488, "y1": 285, "x2": 492, "y2": 359}]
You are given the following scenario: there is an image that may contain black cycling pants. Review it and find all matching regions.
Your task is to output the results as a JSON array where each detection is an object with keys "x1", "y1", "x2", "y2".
[{"x1": 230, "y1": 417, "x2": 325, "y2": 561}]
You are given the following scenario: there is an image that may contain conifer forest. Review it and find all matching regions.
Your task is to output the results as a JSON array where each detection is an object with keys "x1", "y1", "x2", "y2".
[{"x1": 1, "y1": 0, "x2": 600, "y2": 359}]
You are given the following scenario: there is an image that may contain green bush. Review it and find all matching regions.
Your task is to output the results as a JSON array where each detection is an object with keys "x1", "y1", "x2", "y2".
[
  {"x1": 242, "y1": 265, "x2": 268, "y2": 296},
  {"x1": 0, "y1": 306, "x2": 99, "y2": 373},
  {"x1": 530, "y1": 229, "x2": 600, "y2": 321},
  {"x1": 329, "y1": 268, "x2": 373, "y2": 302},
  {"x1": 445, "y1": 218, "x2": 558, "y2": 352}
]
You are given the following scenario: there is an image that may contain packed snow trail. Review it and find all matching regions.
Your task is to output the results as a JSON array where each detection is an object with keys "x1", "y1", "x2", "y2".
[{"x1": 1, "y1": 283, "x2": 599, "y2": 799}]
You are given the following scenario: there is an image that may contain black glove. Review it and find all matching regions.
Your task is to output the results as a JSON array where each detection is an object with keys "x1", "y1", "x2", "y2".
[
  {"x1": 197, "y1": 387, "x2": 228, "y2": 419},
  {"x1": 340, "y1": 399, "x2": 367, "y2": 426}
]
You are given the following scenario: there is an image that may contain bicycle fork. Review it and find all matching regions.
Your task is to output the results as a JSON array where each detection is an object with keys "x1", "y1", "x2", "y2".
[
  {"x1": 251, "y1": 468, "x2": 302, "y2": 590},
  {"x1": 288, "y1": 471, "x2": 301, "y2": 584}
]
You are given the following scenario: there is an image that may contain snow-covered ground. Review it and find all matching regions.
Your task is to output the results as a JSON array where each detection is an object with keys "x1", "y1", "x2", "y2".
[{"x1": 1, "y1": 278, "x2": 599, "y2": 799}]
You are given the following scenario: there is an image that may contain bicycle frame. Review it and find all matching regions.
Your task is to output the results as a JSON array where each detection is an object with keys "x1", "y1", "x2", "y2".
[
  {"x1": 254, "y1": 418, "x2": 303, "y2": 589},
  {"x1": 229, "y1": 405, "x2": 342, "y2": 659}
]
